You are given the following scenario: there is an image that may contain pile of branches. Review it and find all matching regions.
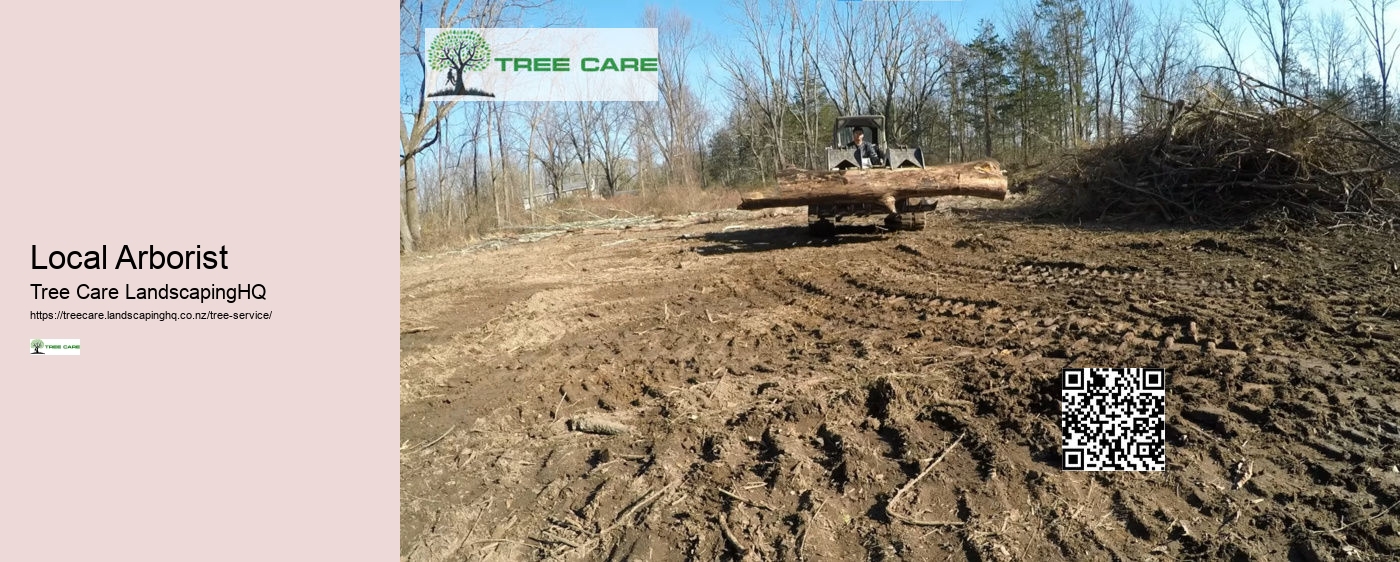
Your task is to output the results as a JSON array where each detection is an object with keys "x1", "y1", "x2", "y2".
[{"x1": 1039, "y1": 75, "x2": 1400, "y2": 229}]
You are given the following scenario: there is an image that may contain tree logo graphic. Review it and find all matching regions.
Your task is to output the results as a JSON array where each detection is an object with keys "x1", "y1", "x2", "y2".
[
  {"x1": 427, "y1": 29, "x2": 496, "y2": 98},
  {"x1": 30, "y1": 339, "x2": 44, "y2": 354}
]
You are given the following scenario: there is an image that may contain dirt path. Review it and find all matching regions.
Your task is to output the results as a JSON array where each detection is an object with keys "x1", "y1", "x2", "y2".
[{"x1": 401, "y1": 205, "x2": 1400, "y2": 561}]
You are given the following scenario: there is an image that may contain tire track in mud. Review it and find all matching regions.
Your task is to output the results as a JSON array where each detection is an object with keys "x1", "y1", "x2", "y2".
[
  {"x1": 760, "y1": 232, "x2": 1393, "y2": 560},
  {"x1": 736, "y1": 252, "x2": 1113, "y2": 560},
  {"x1": 819, "y1": 264, "x2": 1123, "y2": 365},
  {"x1": 885, "y1": 239, "x2": 1384, "y2": 371},
  {"x1": 402, "y1": 218, "x2": 1400, "y2": 561}
]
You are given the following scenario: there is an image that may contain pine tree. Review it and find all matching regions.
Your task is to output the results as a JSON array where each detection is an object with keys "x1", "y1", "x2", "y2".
[{"x1": 963, "y1": 21, "x2": 1012, "y2": 158}]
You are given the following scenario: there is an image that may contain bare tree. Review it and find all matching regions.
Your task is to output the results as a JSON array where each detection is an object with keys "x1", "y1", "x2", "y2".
[
  {"x1": 1111, "y1": 0, "x2": 1137, "y2": 137},
  {"x1": 891, "y1": 14, "x2": 950, "y2": 156},
  {"x1": 786, "y1": 0, "x2": 827, "y2": 171},
  {"x1": 1349, "y1": 0, "x2": 1400, "y2": 117},
  {"x1": 716, "y1": 0, "x2": 792, "y2": 180},
  {"x1": 1039, "y1": 0, "x2": 1090, "y2": 145},
  {"x1": 944, "y1": 40, "x2": 968, "y2": 161},
  {"x1": 631, "y1": 107, "x2": 658, "y2": 193},
  {"x1": 1086, "y1": 0, "x2": 1137, "y2": 139},
  {"x1": 399, "y1": 0, "x2": 562, "y2": 252},
  {"x1": 827, "y1": 1, "x2": 924, "y2": 142},
  {"x1": 400, "y1": 0, "x2": 461, "y2": 251},
  {"x1": 564, "y1": 102, "x2": 603, "y2": 195},
  {"x1": 639, "y1": 5, "x2": 709, "y2": 187},
  {"x1": 1238, "y1": 0, "x2": 1304, "y2": 94},
  {"x1": 1005, "y1": 10, "x2": 1041, "y2": 162},
  {"x1": 533, "y1": 106, "x2": 572, "y2": 199},
  {"x1": 594, "y1": 102, "x2": 637, "y2": 194},
  {"x1": 1132, "y1": 3, "x2": 1199, "y2": 124},
  {"x1": 1303, "y1": 11, "x2": 1360, "y2": 93},
  {"x1": 1192, "y1": 0, "x2": 1248, "y2": 97}
]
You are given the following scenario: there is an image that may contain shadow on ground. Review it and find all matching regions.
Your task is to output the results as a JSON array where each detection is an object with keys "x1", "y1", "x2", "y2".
[{"x1": 692, "y1": 224, "x2": 888, "y2": 255}]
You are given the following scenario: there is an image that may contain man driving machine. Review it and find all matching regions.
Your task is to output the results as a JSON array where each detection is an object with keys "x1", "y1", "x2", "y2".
[{"x1": 847, "y1": 127, "x2": 884, "y2": 167}]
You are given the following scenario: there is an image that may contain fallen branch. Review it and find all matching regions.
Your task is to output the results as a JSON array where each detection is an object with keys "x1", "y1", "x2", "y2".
[
  {"x1": 1207, "y1": 65, "x2": 1400, "y2": 158},
  {"x1": 408, "y1": 424, "x2": 456, "y2": 453},
  {"x1": 599, "y1": 481, "x2": 679, "y2": 536},
  {"x1": 529, "y1": 534, "x2": 584, "y2": 549},
  {"x1": 718, "y1": 513, "x2": 750, "y2": 559},
  {"x1": 546, "y1": 481, "x2": 679, "y2": 555},
  {"x1": 885, "y1": 432, "x2": 967, "y2": 527},
  {"x1": 1039, "y1": 79, "x2": 1400, "y2": 227},
  {"x1": 717, "y1": 488, "x2": 775, "y2": 512},
  {"x1": 1311, "y1": 498, "x2": 1400, "y2": 534},
  {"x1": 463, "y1": 539, "x2": 543, "y2": 552},
  {"x1": 551, "y1": 392, "x2": 567, "y2": 420}
]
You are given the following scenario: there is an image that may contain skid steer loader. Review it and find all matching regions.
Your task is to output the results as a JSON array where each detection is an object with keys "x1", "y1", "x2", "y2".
[{"x1": 808, "y1": 115, "x2": 935, "y2": 236}]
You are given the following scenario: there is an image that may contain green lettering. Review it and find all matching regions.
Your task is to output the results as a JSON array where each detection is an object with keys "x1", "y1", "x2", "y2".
[
  {"x1": 621, "y1": 58, "x2": 639, "y2": 71},
  {"x1": 495, "y1": 57, "x2": 511, "y2": 71},
  {"x1": 601, "y1": 58, "x2": 619, "y2": 71},
  {"x1": 512, "y1": 58, "x2": 531, "y2": 71},
  {"x1": 553, "y1": 57, "x2": 569, "y2": 71},
  {"x1": 640, "y1": 58, "x2": 658, "y2": 71},
  {"x1": 581, "y1": 57, "x2": 599, "y2": 71}
]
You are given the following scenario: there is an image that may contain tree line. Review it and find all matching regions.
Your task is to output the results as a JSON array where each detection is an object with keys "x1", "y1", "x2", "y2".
[{"x1": 401, "y1": 0, "x2": 1400, "y2": 252}]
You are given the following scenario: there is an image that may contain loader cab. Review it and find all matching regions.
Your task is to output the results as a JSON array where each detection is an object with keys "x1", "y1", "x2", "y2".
[
  {"x1": 826, "y1": 114, "x2": 925, "y2": 171},
  {"x1": 831, "y1": 115, "x2": 887, "y2": 153}
]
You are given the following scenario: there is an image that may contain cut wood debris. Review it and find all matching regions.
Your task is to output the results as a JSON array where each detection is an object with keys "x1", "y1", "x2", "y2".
[
  {"x1": 568, "y1": 416, "x2": 632, "y2": 436},
  {"x1": 1034, "y1": 74, "x2": 1400, "y2": 228}
]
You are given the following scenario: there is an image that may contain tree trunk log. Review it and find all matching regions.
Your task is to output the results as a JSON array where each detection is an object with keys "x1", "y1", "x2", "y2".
[
  {"x1": 400, "y1": 198, "x2": 415, "y2": 253},
  {"x1": 404, "y1": 153, "x2": 422, "y2": 241},
  {"x1": 400, "y1": 165, "x2": 415, "y2": 253},
  {"x1": 738, "y1": 160, "x2": 1008, "y2": 211}
]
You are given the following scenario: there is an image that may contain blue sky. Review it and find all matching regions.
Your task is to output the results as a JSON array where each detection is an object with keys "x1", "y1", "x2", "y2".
[
  {"x1": 560, "y1": 0, "x2": 1011, "y2": 119},
  {"x1": 573, "y1": 0, "x2": 1004, "y2": 38},
  {"x1": 550, "y1": 0, "x2": 1400, "y2": 118},
  {"x1": 404, "y1": 0, "x2": 1399, "y2": 146}
]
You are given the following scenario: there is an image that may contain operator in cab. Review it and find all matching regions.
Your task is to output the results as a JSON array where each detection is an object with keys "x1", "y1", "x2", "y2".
[{"x1": 847, "y1": 127, "x2": 884, "y2": 167}]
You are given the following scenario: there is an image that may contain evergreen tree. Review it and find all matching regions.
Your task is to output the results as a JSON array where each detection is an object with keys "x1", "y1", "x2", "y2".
[{"x1": 964, "y1": 21, "x2": 1012, "y2": 158}]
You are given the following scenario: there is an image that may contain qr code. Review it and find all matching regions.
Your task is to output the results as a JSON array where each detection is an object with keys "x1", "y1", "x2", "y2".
[{"x1": 1060, "y1": 368, "x2": 1166, "y2": 471}]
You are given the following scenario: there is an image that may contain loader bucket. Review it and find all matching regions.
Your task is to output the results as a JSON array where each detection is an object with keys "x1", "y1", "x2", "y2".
[{"x1": 888, "y1": 147, "x2": 924, "y2": 169}]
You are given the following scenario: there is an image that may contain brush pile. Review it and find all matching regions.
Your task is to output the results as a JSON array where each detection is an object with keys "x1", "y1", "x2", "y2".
[{"x1": 1039, "y1": 81, "x2": 1400, "y2": 229}]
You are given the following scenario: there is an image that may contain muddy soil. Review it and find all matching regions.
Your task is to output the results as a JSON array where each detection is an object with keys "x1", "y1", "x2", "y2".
[{"x1": 401, "y1": 204, "x2": 1400, "y2": 561}]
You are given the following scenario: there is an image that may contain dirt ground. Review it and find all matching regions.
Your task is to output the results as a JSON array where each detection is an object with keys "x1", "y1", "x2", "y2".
[{"x1": 400, "y1": 201, "x2": 1400, "y2": 561}]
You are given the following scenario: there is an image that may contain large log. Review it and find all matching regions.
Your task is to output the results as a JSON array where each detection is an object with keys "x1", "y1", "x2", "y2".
[{"x1": 739, "y1": 159, "x2": 1008, "y2": 212}]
